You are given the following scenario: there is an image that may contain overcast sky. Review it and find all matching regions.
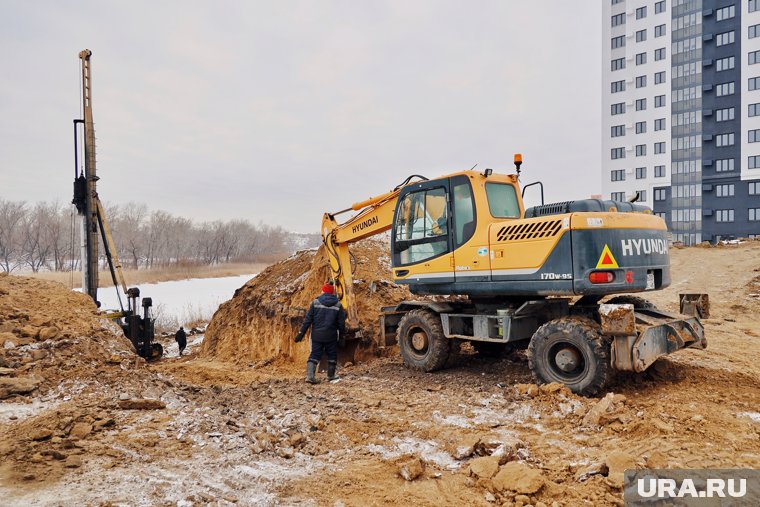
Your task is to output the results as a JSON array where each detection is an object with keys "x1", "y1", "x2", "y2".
[{"x1": 0, "y1": 1, "x2": 601, "y2": 232}]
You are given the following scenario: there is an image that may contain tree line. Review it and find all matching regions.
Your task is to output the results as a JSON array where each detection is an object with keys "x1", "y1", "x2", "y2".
[{"x1": 0, "y1": 198, "x2": 299, "y2": 273}]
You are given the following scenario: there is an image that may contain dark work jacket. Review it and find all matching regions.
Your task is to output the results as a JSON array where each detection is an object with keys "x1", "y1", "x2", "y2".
[
  {"x1": 175, "y1": 328, "x2": 187, "y2": 344},
  {"x1": 299, "y1": 293, "x2": 347, "y2": 343}
]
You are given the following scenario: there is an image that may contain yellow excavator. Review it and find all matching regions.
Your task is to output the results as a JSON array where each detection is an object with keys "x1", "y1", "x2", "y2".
[{"x1": 321, "y1": 157, "x2": 708, "y2": 395}]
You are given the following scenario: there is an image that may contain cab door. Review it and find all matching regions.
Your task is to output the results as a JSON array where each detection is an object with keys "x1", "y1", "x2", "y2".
[
  {"x1": 391, "y1": 178, "x2": 454, "y2": 284},
  {"x1": 451, "y1": 175, "x2": 488, "y2": 282}
]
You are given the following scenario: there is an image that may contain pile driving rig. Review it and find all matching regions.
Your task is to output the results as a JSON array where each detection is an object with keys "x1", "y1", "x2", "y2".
[{"x1": 72, "y1": 49, "x2": 162, "y2": 360}]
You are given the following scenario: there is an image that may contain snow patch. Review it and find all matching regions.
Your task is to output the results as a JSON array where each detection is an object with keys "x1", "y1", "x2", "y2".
[{"x1": 367, "y1": 436, "x2": 459, "y2": 470}]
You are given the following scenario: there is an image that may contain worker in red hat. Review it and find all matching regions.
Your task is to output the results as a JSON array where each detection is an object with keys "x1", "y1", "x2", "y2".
[{"x1": 294, "y1": 281, "x2": 347, "y2": 384}]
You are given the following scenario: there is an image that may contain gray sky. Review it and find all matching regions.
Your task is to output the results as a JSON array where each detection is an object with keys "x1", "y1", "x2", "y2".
[{"x1": 0, "y1": 1, "x2": 601, "y2": 232}]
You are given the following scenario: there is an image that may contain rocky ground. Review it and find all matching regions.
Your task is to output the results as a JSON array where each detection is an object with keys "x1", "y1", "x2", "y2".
[{"x1": 0, "y1": 241, "x2": 759, "y2": 506}]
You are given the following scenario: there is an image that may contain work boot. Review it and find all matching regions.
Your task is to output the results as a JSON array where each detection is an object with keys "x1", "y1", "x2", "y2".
[
  {"x1": 306, "y1": 362, "x2": 319, "y2": 384},
  {"x1": 327, "y1": 361, "x2": 339, "y2": 381}
]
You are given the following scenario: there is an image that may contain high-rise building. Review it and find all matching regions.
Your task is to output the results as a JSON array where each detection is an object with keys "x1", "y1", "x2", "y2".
[{"x1": 602, "y1": 0, "x2": 760, "y2": 244}]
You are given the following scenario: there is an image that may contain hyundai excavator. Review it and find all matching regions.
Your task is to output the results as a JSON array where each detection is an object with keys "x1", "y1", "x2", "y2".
[
  {"x1": 71, "y1": 49, "x2": 162, "y2": 360},
  {"x1": 321, "y1": 157, "x2": 709, "y2": 395}
]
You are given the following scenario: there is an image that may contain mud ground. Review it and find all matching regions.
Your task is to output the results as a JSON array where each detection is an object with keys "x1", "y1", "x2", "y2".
[{"x1": 0, "y1": 242, "x2": 759, "y2": 506}]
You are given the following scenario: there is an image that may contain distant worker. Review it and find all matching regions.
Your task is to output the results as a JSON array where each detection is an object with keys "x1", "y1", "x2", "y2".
[
  {"x1": 175, "y1": 326, "x2": 187, "y2": 356},
  {"x1": 294, "y1": 281, "x2": 347, "y2": 384}
]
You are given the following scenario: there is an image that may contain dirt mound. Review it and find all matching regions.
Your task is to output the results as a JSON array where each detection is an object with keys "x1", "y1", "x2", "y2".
[
  {"x1": 0, "y1": 273, "x2": 136, "y2": 395},
  {"x1": 201, "y1": 238, "x2": 411, "y2": 365}
]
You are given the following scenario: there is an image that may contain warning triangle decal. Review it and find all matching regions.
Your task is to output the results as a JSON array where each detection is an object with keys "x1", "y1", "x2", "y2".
[{"x1": 596, "y1": 244, "x2": 619, "y2": 269}]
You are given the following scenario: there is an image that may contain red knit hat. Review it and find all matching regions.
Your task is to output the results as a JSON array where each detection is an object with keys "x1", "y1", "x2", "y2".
[{"x1": 322, "y1": 282, "x2": 334, "y2": 294}]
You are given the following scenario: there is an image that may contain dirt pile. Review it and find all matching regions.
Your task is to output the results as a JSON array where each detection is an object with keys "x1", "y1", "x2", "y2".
[
  {"x1": 0, "y1": 273, "x2": 136, "y2": 394},
  {"x1": 201, "y1": 238, "x2": 411, "y2": 365}
]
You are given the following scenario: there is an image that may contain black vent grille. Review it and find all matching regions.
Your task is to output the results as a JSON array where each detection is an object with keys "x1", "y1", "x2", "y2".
[
  {"x1": 528, "y1": 201, "x2": 573, "y2": 217},
  {"x1": 496, "y1": 220, "x2": 563, "y2": 242}
]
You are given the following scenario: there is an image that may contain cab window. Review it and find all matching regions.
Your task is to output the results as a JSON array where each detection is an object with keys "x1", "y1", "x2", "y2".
[
  {"x1": 394, "y1": 187, "x2": 449, "y2": 265},
  {"x1": 485, "y1": 183, "x2": 520, "y2": 218},
  {"x1": 452, "y1": 180, "x2": 475, "y2": 247}
]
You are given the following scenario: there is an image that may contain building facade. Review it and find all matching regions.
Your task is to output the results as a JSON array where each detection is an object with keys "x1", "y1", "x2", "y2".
[{"x1": 602, "y1": 0, "x2": 760, "y2": 244}]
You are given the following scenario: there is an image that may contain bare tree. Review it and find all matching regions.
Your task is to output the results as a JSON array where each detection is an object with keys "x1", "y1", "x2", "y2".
[
  {"x1": 0, "y1": 199, "x2": 26, "y2": 272},
  {"x1": 20, "y1": 202, "x2": 55, "y2": 272}
]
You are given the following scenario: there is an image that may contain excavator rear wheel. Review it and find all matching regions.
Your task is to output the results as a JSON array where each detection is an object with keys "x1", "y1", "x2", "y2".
[
  {"x1": 397, "y1": 309, "x2": 450, "y2": 372},
  {"x1": 528, "y1": 316, "x2": 611, "y2": 396}
]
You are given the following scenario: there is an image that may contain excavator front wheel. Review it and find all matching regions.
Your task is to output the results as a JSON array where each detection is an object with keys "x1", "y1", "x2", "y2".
[
  {"x1": 397, "y1": 309, "x2": 450, "y2": 372},
  {"x1": 528, "y1": 316, "x2": 611, "y2": 396}
]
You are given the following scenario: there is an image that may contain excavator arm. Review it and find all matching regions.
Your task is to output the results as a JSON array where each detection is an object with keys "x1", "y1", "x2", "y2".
[{"x1": 321, "y1": 176, "x2": 426, "y2": 329}]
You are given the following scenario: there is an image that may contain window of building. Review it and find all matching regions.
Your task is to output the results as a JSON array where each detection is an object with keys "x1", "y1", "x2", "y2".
[
  {"x1": 611, "y1": 58, "x2": 626, "y2": 71},
  {"x1": 750, "y1": 208, "x2": 760, "y2": 221},
  {"x1": 636, "y1": 167, "x2": 647, "y2": 179},
  {"x1": 611, "y1": 125, "x2": 625, "y2": 137},
  {"x1": 716, "y1": 159, "x2": 735, "y2": 172},
  {"x1": 612, "y1": 35, "x2": 625, "y2": 49},
  {"x1": 636, "y1": 98, "x2": 647, "y2": 111},
  {"x1": 635, "y1": 121, "x2": 647, "y2": 134},
  {"x1": 654, "y1": 95, "x2": 666, "y2": 107},
  {"x1": 654, "y1": 118, "x2": 665, "y2": 131},
  {"x1": 636, "y1": 75, "x2": 647, "y2": 88},
  {"x1": 655, "y1": 166, "x2": 666, "y2": 177},
  {"x1": 637, "y1": 190, "x2": 647, "y2": 201},
  {"x1": 716, "y1": 82, "x2": 736, "y2": 96},
  {"x1": 636, "y1": 144, "x2": 646, "y2": 156},
  {"x1": 654, "y1": 48, "x2": 666, "y2": 61},
  {"x1": 750, "y1": 24, "x2": 760, "y2": 39},
  {"x1": 751, "y1": 104, "x2": 760, "y2": 117},
  {"x1": 611, "y1": 102, "x2": 626, "y2": 115},
  {"x1": 717, "y1": 133, "x2": 735, "y2": 146},
  {"x1": 655, "y1": 71, "x2": 666, "y2": 84},
  {"x1": 611, "y1": 147, "x2": 625, "y2": 159},
  {"x1": 655, "y1": 142, "x2": 666, "y2": 154},
  {"x1": 654, "y1": 188, "x2": 667, "y2": 200},
  {"x1": 751, "y1": 77, "x2": 760, "y2": 91},
  {"x1": 611, "y1": 192, "x2": 626, "y2": 201},
  {"x1": 636, "y1": 30, "x2": 647, "y2": 43},
  {"x1": 716, "y1": 209, "x2": 735, "y2": 222},
  {"x1": 636, "y1": 6, "x2": 647, "y2": 19},
  {"x1": 611, "y1": 170, "x2": 625, "y2": 181},
  {"x1": 636, "y1": 52, "x2": 647, "y2": 65},
  {"x1": 655, "y1": 24, "x2": 666, "y2": 38},
  {"x1": 611, "y1": 80, "x2": 626, "y2": 93},
  {"x1": 716, "y1": 184, "x2": 735, "y2": 197},
  {"x1": 750, "y1": 129, "x2": 760, "y2": 143},
  {"x1": 716, "y1": 56, "x2": 735, "y2": 71},
  {"x1": 749, "y1": 181, "x2": 760, "y2": 195},
  {"x1": 716, "y1": 107, "x2": 735, "y2": 122},
  {"x1": 717, "y1": 5, "x2": 736, "y2": 21},
  {"x1": 612, "y1": 0, "x2": 623, "y2": 4},
  {"x1": 751, "y1": 51, "x2": 760, "y2": 65},
  {"x1": 752, "y1": 0, "x2": 760, "y2": 13},
  {"x1": 716, "y1": 31, "x2": 735, "y2": 46},
  {"x1": 750, "y1": 156, "x2": 760, "y2": 169},
  {"x1": 611, "y1": 13, "x2": 626, "y2": 26},
  {"x1": 655, "y1": 1, "x2": 666, "y2": 14}
]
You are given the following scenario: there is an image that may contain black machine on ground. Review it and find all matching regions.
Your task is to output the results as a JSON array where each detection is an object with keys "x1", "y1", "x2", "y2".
[{"x1": 71, "y1": 49, "x2": 162, "y2": 360}]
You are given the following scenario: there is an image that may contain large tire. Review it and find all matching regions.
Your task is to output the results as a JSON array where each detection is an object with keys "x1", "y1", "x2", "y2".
[
  {"x1": 605, "y1": 295, "x2": 655, "y2": 309},
  {"x1": 528, "y1": 316, "x2": 611, "y2": 396},
  {"x1": 397, "y1": 309, "x2": 450, "y2": 372},
  {"x1": 472, "y1": 341, "x2": 514, "y2": 358}
]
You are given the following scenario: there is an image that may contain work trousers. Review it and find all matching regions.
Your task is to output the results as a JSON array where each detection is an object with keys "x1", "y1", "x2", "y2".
[{"x1": 308, "y1": 340, "x2": 338, "y2": 365}]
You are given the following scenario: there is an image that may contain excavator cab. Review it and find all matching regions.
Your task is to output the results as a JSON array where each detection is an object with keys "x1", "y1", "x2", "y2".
[{"x1": 390, "y1": 172, "x2": 524, "y2": 290}]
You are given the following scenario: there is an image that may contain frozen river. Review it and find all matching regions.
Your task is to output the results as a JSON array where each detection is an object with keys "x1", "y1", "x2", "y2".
[{"x1": 95, "y1": 273, "x2": 256, "y2": 328}]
